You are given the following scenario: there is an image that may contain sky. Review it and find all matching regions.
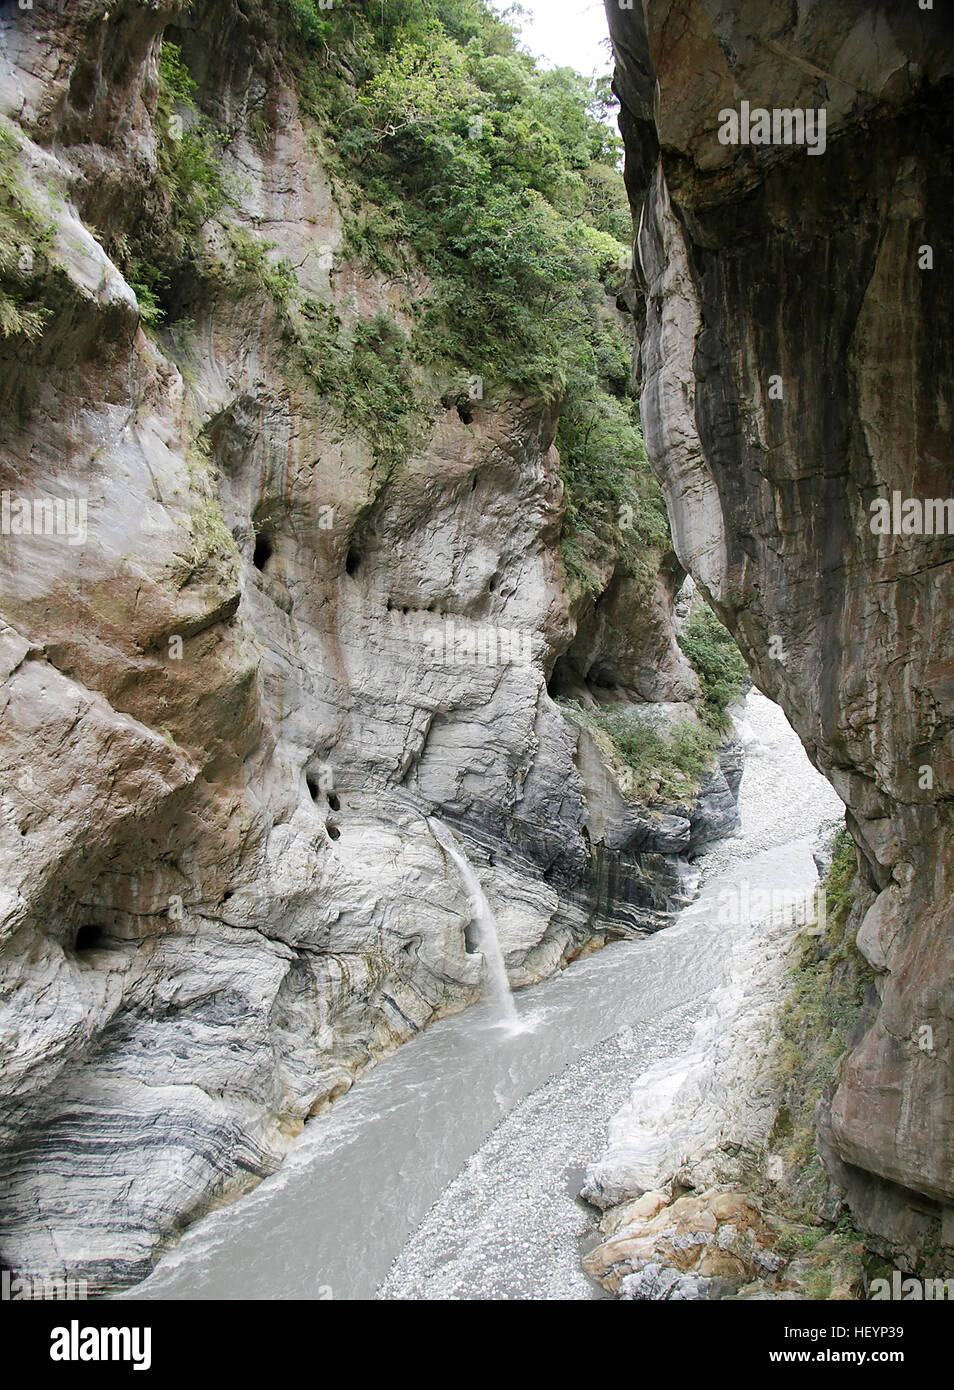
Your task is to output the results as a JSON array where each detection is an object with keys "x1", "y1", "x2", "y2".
[{"x1": 493, "y1": 0, "x2": 614, "y2": 78}]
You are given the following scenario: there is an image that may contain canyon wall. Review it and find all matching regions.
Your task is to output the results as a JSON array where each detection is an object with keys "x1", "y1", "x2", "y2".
[
  {"x1": 607, "y1": 0, "x2": 954, "y2": 1265},
  {"x1": 0, "y1": 0, "x2": 739, "y2": 1290}
]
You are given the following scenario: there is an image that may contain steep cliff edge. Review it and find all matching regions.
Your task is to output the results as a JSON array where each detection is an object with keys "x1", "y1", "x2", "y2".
[
  {"x1": 607, "y1": 0, "x2": 954, "y2": 1266},
  {"x1": 0, "y1": 0, "x2": 744, "y2": 1290}
]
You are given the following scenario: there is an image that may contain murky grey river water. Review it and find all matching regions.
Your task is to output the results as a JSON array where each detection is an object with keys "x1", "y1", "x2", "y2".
[{"x1": 125, "y1": 691, "x2": 842, "y2": 1301}]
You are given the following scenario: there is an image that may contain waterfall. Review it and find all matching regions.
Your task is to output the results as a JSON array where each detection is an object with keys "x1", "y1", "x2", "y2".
[
  {"x1": 134, "y1": 693, "x2": 845, "y2": 1301},
  {"x1": 426, "y1": 817, "x2": 519, "y2": 1029}
]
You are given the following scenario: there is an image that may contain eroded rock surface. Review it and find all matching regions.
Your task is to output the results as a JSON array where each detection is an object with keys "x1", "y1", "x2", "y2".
[
  {"x1": 607, "y1": 0, "x2": 954, "y2": 1260},
  {"x1": 0, "y1": 1, "x2": 738, "y2": 1289}
]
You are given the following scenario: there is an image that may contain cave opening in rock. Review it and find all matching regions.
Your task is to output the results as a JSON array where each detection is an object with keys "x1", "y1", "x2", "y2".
[
  {"x1": 74, "y1": 924, "x2": 106, "y2": 953},
  {"x1": 253, "y1": 529, "x2": 274, "y2": 572},
  {"x1": 326, "y1": 823, "x2": 341, "y2": 840},
  {"x1": 345, "y1": 547, "x2": 361, "y2": 577},
  {"x1": 546, "y1": 653, "x2": 578, "y2": 700}
]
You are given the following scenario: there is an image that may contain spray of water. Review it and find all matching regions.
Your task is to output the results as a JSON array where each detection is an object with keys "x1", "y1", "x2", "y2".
[{"x1": 426, "y1": 817, "x2": 519, "y2": 1029}]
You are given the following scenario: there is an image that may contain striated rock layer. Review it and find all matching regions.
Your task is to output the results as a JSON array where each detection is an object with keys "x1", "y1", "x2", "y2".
[
  {"x1": 0, "y1": 1, "x2": 738, "y2": 1289},
  {"x1": 607, "y1": 0, "x2": 954, "y2": 1262}
]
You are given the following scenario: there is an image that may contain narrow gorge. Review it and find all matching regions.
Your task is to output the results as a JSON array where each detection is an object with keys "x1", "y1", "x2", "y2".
[
  {"x1": 608, "y1": 0, "x2": 954, "y2": 1273},
  {"x1": 0, "y1": 0, "x2": 951, "y2": 1316}
]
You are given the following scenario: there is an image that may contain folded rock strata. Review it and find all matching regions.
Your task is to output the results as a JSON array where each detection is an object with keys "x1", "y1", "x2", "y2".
[{"x1": 0, "y1": 0, "x2": 739, "y2": 1290}]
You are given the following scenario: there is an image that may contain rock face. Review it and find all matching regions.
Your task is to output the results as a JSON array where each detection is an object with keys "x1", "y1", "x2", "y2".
[
  {"x1": 0, "y1": 1, "x2": 739, "y2": 1290},
  {"x1": 607, "y1": 0, "x2": 954, "y2": 1260},
  {"x1": 584, "y1": 1189, "x2": 787, "y2": 1301}
]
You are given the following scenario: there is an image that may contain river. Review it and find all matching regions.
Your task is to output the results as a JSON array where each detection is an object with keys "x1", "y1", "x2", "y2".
[{"x1": 124, "y1": 690, "x2": 842, "y2": 1301}]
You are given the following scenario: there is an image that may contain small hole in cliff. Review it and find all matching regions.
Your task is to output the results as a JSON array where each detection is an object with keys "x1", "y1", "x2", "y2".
[
  {"x1": 327, "y1": 793, "x2": 340, "y2": 812},
  {"x1": 306, "y1": 774, "x2": 321, "y2": 801},
  {"x1": 222, "y1": 891, "x2": 234, "y2": 903},
  {"x1": 488, "y1": 576, "x2": 497, "y2": 592},
  {"x1": 345, "y1": 547, "x2": 361, "y2": 577},
  {"x1": 74, "y1": 924, "x2": 106, "y2": 953},
  {"x1": 458, "y1": 403, "x2": 474, "y2": 425},
  {"x1": 327, "y1": 823, "x2": 341, "y2": 841},
  {"x1": 470, "y1": 473, "x2": 478, "y2": 491},
  {"x1": 253, "y1": 531, "x2": 274, "y2": 572}
]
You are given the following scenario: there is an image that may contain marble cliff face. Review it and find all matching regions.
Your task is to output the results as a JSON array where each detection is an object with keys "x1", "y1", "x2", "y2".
[
  {"x1": 0, "y1": 0, "x2": 741, "y2": 1289},
  {"x1": 607, "y1": 0, "x2": 954, "y2": 1262}
]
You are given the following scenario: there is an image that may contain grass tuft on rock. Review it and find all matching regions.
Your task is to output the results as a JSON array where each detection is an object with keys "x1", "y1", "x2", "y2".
[{"x1": 561, "y1": 701, "x2": 719, "y2": 805}]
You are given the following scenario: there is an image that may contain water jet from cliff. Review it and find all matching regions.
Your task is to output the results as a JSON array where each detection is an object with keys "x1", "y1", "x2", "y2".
[{"x1": 426, "y1": 817, "x2": 519, "y2": 1030}]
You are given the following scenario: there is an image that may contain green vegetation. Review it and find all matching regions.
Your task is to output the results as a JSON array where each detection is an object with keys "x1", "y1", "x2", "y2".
[
  {"x1": 771, "y1": 828, "x2": 872, "y2": 1167},
  {"x1": 292, "y1": 307, "x2": 429, "y2": 474},
  {"x1": 273, "y1": 0, "x2": 662, "y2": 563},
  {"x1": 750, "y1": 828, "x2": 874, "y2": 1296},
  {"x1": 763, "y1": 1208, "x2": 867, "y2": 1300},
  {"x1": 0, "y1": 2, "x2": 738, "y2": 813},
  {"x1": 184, "y1": 436, "x2": 241, "y2": 579},
  {"x1": 155, "y1": 41, "x2": 228, "y2": 243},
  {"x1": 557, "y1": 602, "x2": 748, "y2": 807},
  {"x1": 562, "y1": 700, "x2": 719, "y2": 804},
  {"x1": 0, "y1": 119, "x2": 54, "y2": 341},
  {"x1": 337, "y1": 313, "x2": 429, "y2": 473},
  {"x1": 5, "y1": 1, "x2": 664, "y2": 559},
  {"x1": 679, "y1": 603, "x2": 750, "y2": 729},
  {"x1": 282, "y1": 0, "x2": 336, "y2": 48},
  {"x1": 694, "y1": 827, "x2": 871, "y2": 1298},
  {"x1": 82, "y1": 1, "x2": 664, "y2": 550},
  {"x1": 117, "y1": 41, "x2": 229, "y2": 325},
  {"x1": 557, "y1": 369, "x2": 670, "y2": 602}
]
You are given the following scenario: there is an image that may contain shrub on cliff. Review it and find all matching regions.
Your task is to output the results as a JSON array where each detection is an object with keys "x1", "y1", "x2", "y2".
[
  {"x1": 771, "y1": 827, "x2": 872, "y2": 1170},
  {"x1": 0, "y1": 119, "x2": 53, "y2": 341},
  {"x1": 126, "y1": 2, "x2": 667, "y2": 579},
  {"x1": 281, "y1": 0, "x2": 662, "y2": 579},
  {"x1": 561, "y1": 701, "x2": 718, "y2": 805},
  {"x1": 679, "y1": 604, "x2": 750, "y2": 729}
]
